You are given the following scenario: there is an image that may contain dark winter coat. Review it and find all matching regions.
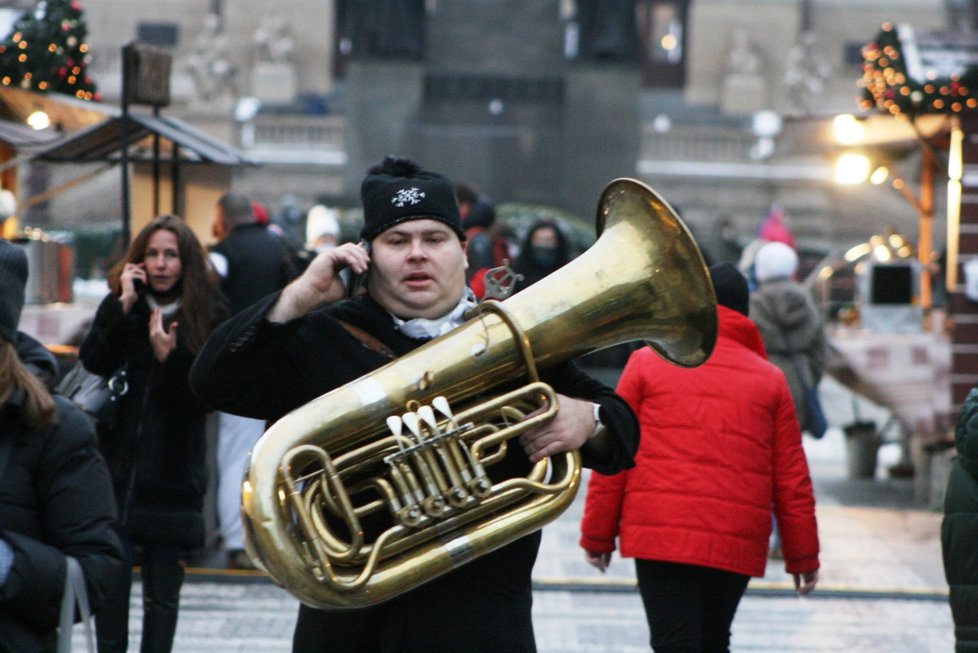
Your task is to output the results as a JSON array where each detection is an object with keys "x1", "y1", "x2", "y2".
[
  {"x1": 211, "y1": 223, "x2": 299, "y2": 315},
  {"x1": 749, "y1": 278, "x2": 826, "y2": 432},
  {"x1": 14, "y1": 331, "x2": 58, "y2": 388},
  {"x1": 943, "y1": 386, "x2": 978, "y2": 652},
  {"x1": 189, "y1": 290, "x2": 640, "y2": 653},
  {"x1": 0, "y1": 341, "x2": 124, "y2": 652},
  {"x1": 78, "y1": 294, "x2": 212, "y2": 548}
]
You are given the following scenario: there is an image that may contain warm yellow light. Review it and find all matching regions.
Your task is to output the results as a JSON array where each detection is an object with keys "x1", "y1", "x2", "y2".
[
  {"x1": 26, "y1": 110, "x2": 50, "y2": 130},
  {"x1": 660, "y1": 34, "x2": 677, "y2": 51},
  {"x1": 835, "y1": 153, "x2": 871, "y2": 185},
  {"x1": 869, "y1": 166, "x2": 889, "y2": 185},
  {"x1": 844, "y1": 243, "x2": 872, "y2": 262},
  {"x1": 833, "y1": 114, "x2": 864, "y2": 145}
]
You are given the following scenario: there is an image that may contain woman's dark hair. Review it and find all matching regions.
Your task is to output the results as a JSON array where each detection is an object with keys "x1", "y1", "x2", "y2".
[
  {"x1": 107, "y1": 214, "x2": 225, "y2": 354},
  {"x1": 0, "y1": 338, "x2": 56, "y2": 429}
]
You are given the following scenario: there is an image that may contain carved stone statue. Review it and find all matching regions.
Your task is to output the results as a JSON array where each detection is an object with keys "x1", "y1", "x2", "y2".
[
  {"x1": 183, "y1": 13, "x2": 237, "y2": 102},
  {"x1": 254, "y1": 15, "x2": 295, "y2": 64},
  {"x1": 727, "y1": 27, "x2": 763, "y2": 77},
  {"x1": 783, "y1": 31, "x2": 832, "y2": 114},
  {"x1": 722, "y1": 27, "x2": 766, "y2": 116}
]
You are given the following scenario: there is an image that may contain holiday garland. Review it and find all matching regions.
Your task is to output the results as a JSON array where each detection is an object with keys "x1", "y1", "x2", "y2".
[{"x1": 860, "y1": 22, "x2": 978, "y2": 116}]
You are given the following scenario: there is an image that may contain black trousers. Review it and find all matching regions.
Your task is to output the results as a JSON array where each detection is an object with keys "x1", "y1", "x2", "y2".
[
  {"x1": 292, "y1": 531, "x2": 541, "y2": 653},
  {"x1": 96, "y1": 532, "x2": 185, "y2": 653},
  {"x1": 634, "y1": 559, "x2": 750, "y2": 653}
]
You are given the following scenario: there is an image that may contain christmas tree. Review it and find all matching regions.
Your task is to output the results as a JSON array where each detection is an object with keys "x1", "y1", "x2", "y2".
[{"x1": 0, "y1": 0, "x2": 99, "y2": 101}]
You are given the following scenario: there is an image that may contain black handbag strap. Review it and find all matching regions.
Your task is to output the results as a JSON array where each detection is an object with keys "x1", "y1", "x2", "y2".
[
  {"x1": 0, "y1": 430, "x2": 14, "y2": 486},
  {"x1": 0, "y1": 410, "x2": 21, "y2": 482}
]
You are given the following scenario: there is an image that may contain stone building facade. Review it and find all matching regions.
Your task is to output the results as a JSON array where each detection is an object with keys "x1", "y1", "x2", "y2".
[{"x1": 11, "y1": 0, "x2": 959, "y2": 254}]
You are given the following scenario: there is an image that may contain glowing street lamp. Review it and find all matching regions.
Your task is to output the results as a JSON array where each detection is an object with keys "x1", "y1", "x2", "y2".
[
  {"x1": 26, "y1": 109, "x2": 49, "y2": 130},
  {"x1": 834, "y1": 152, "x2": 871, "y2": 184}
]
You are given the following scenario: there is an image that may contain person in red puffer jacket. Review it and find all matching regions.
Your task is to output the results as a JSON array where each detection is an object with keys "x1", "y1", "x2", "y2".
[{"x1": 580, "y1": 262, "x2": 820, "y2": 653}]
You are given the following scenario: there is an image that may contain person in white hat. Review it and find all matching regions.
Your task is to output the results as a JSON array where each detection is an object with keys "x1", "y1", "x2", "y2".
[{"x1": 305, "y1": 204, "x2": 341, "y2": 253}]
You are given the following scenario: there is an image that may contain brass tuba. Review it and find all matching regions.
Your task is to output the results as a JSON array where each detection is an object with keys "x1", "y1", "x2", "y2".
[{"x1": 241, "y1": 178, "x2": 718, "y2": 609}]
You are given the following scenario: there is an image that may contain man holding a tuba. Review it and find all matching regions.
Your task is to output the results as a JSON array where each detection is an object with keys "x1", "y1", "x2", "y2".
[{"x1": 190, "y1": 156, "x2": 640, "y2": 653}]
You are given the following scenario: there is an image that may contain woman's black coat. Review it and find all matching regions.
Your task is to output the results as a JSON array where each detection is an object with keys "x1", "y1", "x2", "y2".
[
  {"x1": 79, "y1": 293, "x2": 211, "y2": 548},
  {"x1": 0, "y1": 389, "x2": 125, "y2": 651}
]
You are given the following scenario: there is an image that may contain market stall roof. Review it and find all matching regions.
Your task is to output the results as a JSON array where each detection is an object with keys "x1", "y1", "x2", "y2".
[
  {"x1": 0, "y1": 117, "x2": 62, "y2": 150},
  {"x1": 0, "y1": 85, "x2": 112, "y2": 131},
  {"x1": 33, "y1": 111, "x2": 256, "y2": 165}
]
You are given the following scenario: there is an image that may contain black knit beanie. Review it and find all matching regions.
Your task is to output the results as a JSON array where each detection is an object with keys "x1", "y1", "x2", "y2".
[
  {"x1": 0, "y1": 239, "x2": 28, "y2": 343},
  {"x1": 359, "y1": 156, "x2": 465, "y2": 242},
  {"x1": 709, "y1": 262, "x2": 749, "y2": 316}
]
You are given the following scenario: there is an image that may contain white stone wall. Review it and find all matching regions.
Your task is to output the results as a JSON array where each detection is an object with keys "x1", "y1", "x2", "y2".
[
  {"x1": 685, "y1": 0, "x2": 946, "y2": 115},
  {"x1": 80, "y1": 0, "x2": 336, "y2": 106}
]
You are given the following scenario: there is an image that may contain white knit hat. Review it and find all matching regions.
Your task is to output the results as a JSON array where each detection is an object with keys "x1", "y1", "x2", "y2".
[
  {"x1": 306, "y1": 205, "x2": 340, "y2": 247},
  {"x1": 754, "y1": 241, "x2": 798, "y2": 283}
]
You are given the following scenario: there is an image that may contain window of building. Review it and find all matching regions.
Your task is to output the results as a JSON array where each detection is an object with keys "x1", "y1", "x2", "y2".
[
  {"x1": 637, "y1": 0, "x2": 688, "y2": 88},
  {"x1": 137, "y1": 22, "x2": 179, "y2": 48}
]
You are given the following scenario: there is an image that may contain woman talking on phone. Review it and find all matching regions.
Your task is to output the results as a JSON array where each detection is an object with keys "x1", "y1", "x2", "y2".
[{"x1": 79, "y1": 215, "x2": 227, "y2": 653}]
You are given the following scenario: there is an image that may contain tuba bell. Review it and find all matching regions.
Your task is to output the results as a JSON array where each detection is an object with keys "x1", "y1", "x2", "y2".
[{"x1": 241, "y1": 178, "x2": 718, "y2": 609}]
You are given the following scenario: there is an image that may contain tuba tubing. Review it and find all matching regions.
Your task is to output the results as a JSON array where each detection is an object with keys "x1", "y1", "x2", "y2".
[{"x1": 242, "y1": 178, "x2": 717, "y2": 609}]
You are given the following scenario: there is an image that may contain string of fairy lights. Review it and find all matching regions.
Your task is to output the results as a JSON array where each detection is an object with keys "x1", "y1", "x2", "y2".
[
  {"x1": 0, "y1": 0, "x2": 99, "y2": 101},
  {"x1": 860, "y1": 22, "x2": 978, "y2": 116}
]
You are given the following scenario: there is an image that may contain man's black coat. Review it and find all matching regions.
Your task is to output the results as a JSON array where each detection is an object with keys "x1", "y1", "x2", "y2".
[{"x1": 190, "y1": 291, "x2": 639, "y2": 653}]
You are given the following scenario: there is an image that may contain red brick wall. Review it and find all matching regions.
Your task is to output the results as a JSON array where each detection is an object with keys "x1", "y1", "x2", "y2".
[{"x1": 951, "y1": 112, "x2": 978, "y2": 409}]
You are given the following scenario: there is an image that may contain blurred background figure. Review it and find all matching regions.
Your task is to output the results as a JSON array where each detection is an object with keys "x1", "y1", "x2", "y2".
[
  {"x1": 462, "y1": 196, "x2": 509, "y2": 299},
  {"x1": 271, "y1": 194, "x2": 307, "y2": 256},
  {"x1": 209, "y1": 192, "x2": 299, "y2": 570},
  {"x1": 80, "y1": 215, "x2": 227, "y2": 653},
  {"x1": 251, "y1": 200, "x2": 271, "y2": 227},
  {"x1": 758, "y1": 203, "x2": 796, "y2": 250},
  {"x1": 0, "y1": 240, "x2": 124, "y2": 653},
  {"x1": 513, "y1": 218, "x2": 571, "y2": 292},
  {"x1": 748, "y1": 240, "x2": 826, "y2": 559},
  {"x1": 454, "y1": 181, "x2": 480, "y2": 224},
  {"x1": 306, "y1": 204, "x2": 342, "y2": 253},
  {"x1": 580, "y1": 263, "x2": 820, "y2": 653},
  {"x1": 749, "y1": 241, "x2": 826, "y2": 440}
]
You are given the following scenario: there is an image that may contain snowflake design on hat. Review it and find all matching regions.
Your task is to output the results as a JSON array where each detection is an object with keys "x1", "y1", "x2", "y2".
[{"x1": 391, "y1": 187, "x2": 425, "y2": 207}]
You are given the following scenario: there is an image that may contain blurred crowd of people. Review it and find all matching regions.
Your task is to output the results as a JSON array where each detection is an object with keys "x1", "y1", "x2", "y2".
[{"x1": 0, "y1": 165, "x2": 830, "y2": 653}]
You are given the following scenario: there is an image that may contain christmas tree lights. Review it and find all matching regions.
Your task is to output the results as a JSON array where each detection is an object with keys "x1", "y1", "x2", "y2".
[{"x1": 0, "y1": 0, "x2": 99, "y2": 101}]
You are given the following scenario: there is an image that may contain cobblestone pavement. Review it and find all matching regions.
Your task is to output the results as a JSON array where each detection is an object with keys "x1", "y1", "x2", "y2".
[{"x1": 73, "y1": 378, "x2": 955, "y2": 652}]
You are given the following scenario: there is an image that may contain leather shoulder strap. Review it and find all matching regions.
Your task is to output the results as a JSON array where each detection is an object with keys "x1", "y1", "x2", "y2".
[
  {"x1": 0, "y1": 424, "x2": 17, "y2": 486},
  {"x1": 337, "y1": 321, "x2": 396, "y2": 360}
]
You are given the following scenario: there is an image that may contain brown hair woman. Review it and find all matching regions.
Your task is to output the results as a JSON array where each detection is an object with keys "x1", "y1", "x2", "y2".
[{"x1": 80, "y1": 215, "x2": 227, "y2": 653}]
